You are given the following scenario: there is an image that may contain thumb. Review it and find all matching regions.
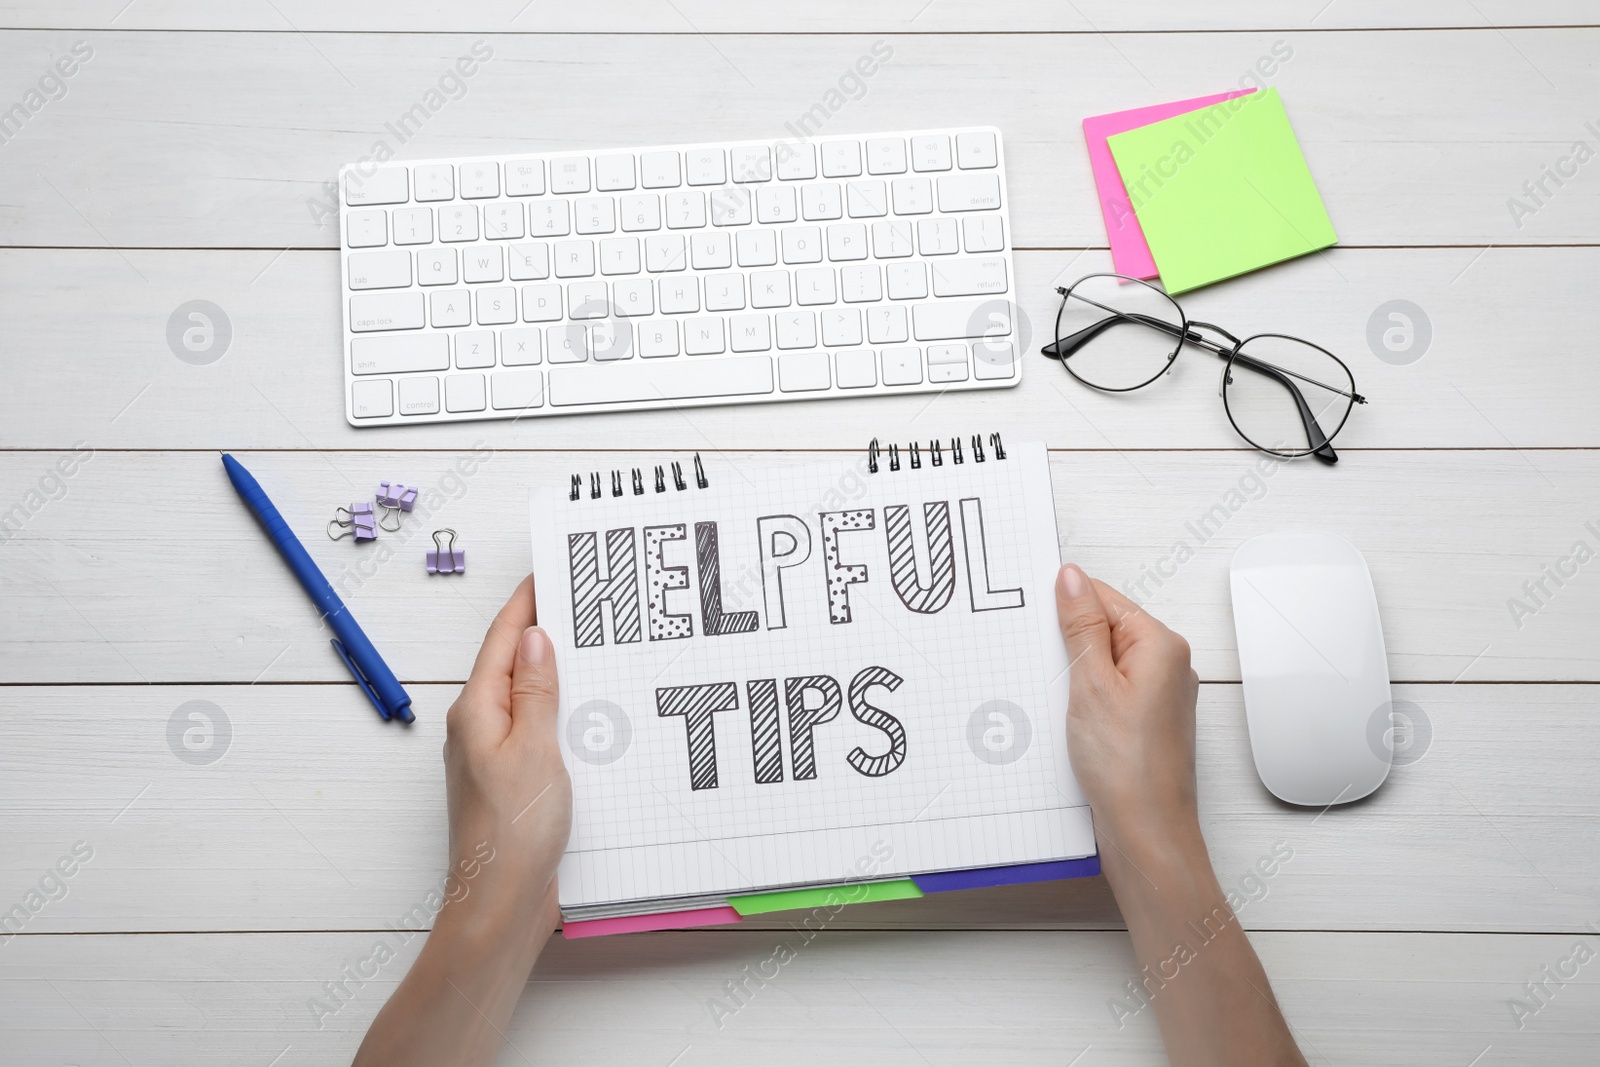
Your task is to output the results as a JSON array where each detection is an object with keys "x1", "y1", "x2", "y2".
[
  {"x1": 1055, "y1": 564, "x2": 1115, "y2": 681},
  {"x1": 510, "y1": 626, "x2": 560, "y2": 732}
]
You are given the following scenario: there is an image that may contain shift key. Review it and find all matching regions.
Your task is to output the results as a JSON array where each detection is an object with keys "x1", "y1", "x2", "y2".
[
  {"x1": 911, "y1": 297, "x2": 1012, "y2": 341},
  {"x1": 350, "y1": 333, "x2": 449, "y2": 375},
  {"x1": 349, "y1": 291, "x2": 424, "y2": 332}
]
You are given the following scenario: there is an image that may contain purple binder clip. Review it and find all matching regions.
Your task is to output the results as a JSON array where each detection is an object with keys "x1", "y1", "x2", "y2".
[
  {"x1": 328, "y1": 502, "x2": 378, "y2": 542},
  {"x1": 426, "y1": 528, "x2": 465, "y2": 574},
  {"x1": 376, "y1": 481, "x2": 417, "y2": 531}
]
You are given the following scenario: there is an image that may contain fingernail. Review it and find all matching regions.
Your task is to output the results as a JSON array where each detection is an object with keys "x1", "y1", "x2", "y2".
[
  {"x1": 1059, "y1": 564, "x2": 1088, "y2": 598},
  {"x1": 520, "y1": 626, "x2": 551, "y2": 665}
]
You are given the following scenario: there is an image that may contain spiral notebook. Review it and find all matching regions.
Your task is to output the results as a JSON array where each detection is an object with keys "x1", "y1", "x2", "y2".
[{"x1": 528, "y1": 437, "x2": 1097, "y2": 924}]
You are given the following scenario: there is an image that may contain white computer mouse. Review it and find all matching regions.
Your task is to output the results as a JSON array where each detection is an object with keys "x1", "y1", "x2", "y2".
[{"x1": 1229, "y1": 532, "x2": 1392, "y2": 807}]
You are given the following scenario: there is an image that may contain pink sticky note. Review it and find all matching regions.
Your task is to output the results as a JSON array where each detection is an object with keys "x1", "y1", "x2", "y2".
[
  {"x1": 560, "y1": 905, "x2": 742, "y2": 940},
  {"x1": 1084, "y1": 89, "x2": 1256, "y2": 279}
]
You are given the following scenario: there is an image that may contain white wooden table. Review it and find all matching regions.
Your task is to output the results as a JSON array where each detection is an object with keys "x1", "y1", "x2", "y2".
[{"x1": 3, "y1": 3, "x2": 1598, "y2": 1063}]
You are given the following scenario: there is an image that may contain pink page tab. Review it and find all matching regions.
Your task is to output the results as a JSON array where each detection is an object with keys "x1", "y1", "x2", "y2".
[
  {"x1": 561, "y1": 905, "x2": 742, "y2": 940},
  {"x1": 1084, "y1": 89, "x2": 1255, "y2": 279}
]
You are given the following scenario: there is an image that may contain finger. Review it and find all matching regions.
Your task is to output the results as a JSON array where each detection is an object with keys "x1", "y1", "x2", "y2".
[
  {"x1": 509, "y1": 625, "x2": 560, "y2": 735},
  {"x1": 1055, "y1": 564, "x2": 1114, "y2": 680},
  {"x1": 463, "y1": 574, "x2": 537, "y2": 704},
  {"x1": 1091, "y1": 578, "x2": 1177, "y2": 661}
]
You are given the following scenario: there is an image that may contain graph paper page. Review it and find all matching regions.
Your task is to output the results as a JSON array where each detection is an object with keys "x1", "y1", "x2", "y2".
[{"x1": 529, "y1": 442, "x2": 1095, "y2": 910}]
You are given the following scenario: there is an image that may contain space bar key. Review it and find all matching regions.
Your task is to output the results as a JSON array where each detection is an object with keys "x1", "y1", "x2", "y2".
[{"x1": 549, "y1": 356, "x2": 775, "y2": 407}]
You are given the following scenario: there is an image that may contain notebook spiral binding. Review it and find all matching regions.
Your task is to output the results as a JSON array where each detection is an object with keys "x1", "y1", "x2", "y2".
[
  {"x1": 867, "y1": 434, "x2": 1007, "y2": 475},
  {"x1": 569, "y1": 452, "x2": 709, "y2": 501}
]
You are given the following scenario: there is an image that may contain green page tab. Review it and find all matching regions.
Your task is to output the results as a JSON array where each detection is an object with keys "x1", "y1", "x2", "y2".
[
  {"x1": 729, "y1": 879, "x2": 923, "y2": 916},
  {"x1": 1106, "y1": 88, "x2": 1336, "y2": 295}
]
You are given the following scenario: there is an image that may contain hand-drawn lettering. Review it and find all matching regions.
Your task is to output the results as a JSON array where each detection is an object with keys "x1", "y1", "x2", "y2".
[
  {"x1": 846, "y1": 666, "x2": 907, "y2": 777},
  {"x1": 746, "y1": 678, "x2": 783, "y2": 784},
  {"x1": 656, "y1": 682, "x2": 740, "y2": 790},
  {"x1": 819, "y1": 509, "x2": 875, "y2": 624},
  {"x1": 697, "y1": 521, "x2": 759, "y2": 635},
  {"x1": 757, "y1": 514, "x2": 812, "y2": 630},
  {"x1": 784, "y1": 675, "x2": 842, "y2": 780},
  {"x1": 644, "y1": 524, "x2": 694, "y2": 641},
  {"x1": 569, "y1": 528, "x2": 642, "y2": 647},
  {"x1": 959, "y1": 497, "x2": 1024, "y2": 611},
  {"x1": 884, "y1": 502, "x2": 955, "y2": 614}
]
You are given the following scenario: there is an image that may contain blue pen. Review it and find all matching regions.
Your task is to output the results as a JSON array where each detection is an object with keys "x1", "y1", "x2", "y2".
[{"x1": 221, "y1": 454, "x2": 414, "y2": 724}]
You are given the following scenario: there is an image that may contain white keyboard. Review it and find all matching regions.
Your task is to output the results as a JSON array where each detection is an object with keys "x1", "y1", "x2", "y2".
[{"x1": 338, "y1": 127, "x2": 1019, "y2": 426}]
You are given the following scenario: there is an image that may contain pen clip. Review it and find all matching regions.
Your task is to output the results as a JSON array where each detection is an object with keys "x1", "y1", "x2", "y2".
[{"x1": 331, "y1": 637, "x2": 390, "y2": 721}]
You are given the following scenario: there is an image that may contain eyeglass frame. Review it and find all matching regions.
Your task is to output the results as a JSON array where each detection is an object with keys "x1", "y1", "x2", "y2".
[{"x1": 1039, "y1": 273, "x2": 1368, "y2": 464}]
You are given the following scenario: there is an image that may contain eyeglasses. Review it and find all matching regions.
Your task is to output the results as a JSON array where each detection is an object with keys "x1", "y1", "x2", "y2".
[{"x1": 1039, "y1": 273, "x2": 1367, "y2": 464}]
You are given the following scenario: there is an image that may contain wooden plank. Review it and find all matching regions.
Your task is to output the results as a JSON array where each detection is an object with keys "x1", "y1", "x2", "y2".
[
  {"x1": 0, "y1": 247, "x2": 1592, "y2": 451},
  {"x1": 1, "y1": 930, "x2": 1595, "y2": 1064},
  {"x1": 2, "y1": 449, "x2": 1595, "y2": 684},
  {"x1": 2, "y1": 683, "x2": 1596, "y2": 934},
  {"x1": 2, "y1": 0, "x2": 1595, "y2": 32},
  {"x1": 0, "y1": 30, "x2": 1597, "y2": 248}
]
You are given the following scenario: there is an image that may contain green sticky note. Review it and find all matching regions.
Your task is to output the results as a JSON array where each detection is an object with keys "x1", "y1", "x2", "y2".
[
  {"x1": 728, "y1": 879, "x2": 923, "y2": 916},
  {"x1": 1106, "y1": 88, "x2": 1336, "y2": 294}
]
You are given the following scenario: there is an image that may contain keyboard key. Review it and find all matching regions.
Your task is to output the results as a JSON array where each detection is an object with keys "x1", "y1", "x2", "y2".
[
  {"x1": 891, "y1": 177, "x2": 933, "y2": 215},
  {"x1": 795, "y1": 267, "x2": 836, "y2": 306},
  {"x1": 505, "y1": 160, "x2": 544, "y2": 196},
  {"x1": 351, "y1": 378, "x2": 394, "y2": 417},
  {"x1": 736, "y1": 229, "x2": 778, "y2": 267},
  {"x1": 439, "y1": 205, "x2": 479, "y2": 242},
  {"x1": 826, "y1": 223, "x2": 868, "y2": 261},
  {"x1": 646, "y1": 234, "x2": 687, "y2": 273},
  {"x1": 704, "y1": 273, "x2": 745, "y2": 311},
  {"x1": 550, "y1": 156, "x2": 591, "y2": 193},
  {"x1": 508, "y1": 243, "x2": 549, "y2": 281},
  {"x1": 521, "y1": 283, "x2": 562, "y2": 322},
  {"x1": 775, "y1": 311, "x2": 816, "y2": 350},
  {"x1": 872, "y1": 221, "x2": 914, "y2": 258},
  {"x1": 345, "y1": 209, "x2": 387, "y2": 248},
  {"x1": 729, "y1": 313, "x2": 771, "y2": 352},
  {"x1": 963, "y1": 215, "x2": 1005, "y2": 253},
  {"x1": 845, "y1": 181, "x2": 888, "y2": 218},
  {"x1": 659, "y1": 277, "x2": 700, "y2": 314},
  {"x1": 821, "y1": 141, "x2": 861, "y2": 177},
  {"x1": 641, "y1": 151, "x2": 681, "y2": 189},
  {"x1": 801, "y1": 183, "x2": 843, "y2": 221},
  {"x1": 781, "y1": 226, "x2": 822, "y2": 264},
  {"x1": 554, "y1": 240, "x2": 596, "y2": 278},
  {"x1": 613, "y1": 277, "x2": 653, "y2": 315},
  {"x1": 841, "y1": 264, "x2": 882, "y2": 303},
  {"x1": 416, "y1": 248, "x2": 458, "y2": 286},
  {"x1": 930, "y1": 257, "x2": 1008, "y2": 297},
  {"x1": 491, "y1": 369, "x2": 544, "y2": 410},
  {"x1": 711, "y1": 187, "x2": 753, "y2": 226},
  {"x1": 731, "y1": 146, "x2": 772, "y2": 182},
  {"x1": 779, "y1": 350, "x2": 831, "y2": 391},
  {"x1": 567, "y1": 281, "x2": 610, "y2": 318},
  {"x1": 620, "y1": 194, "x2": 662, "y2": 232},
  {"x1": 600, "y1": 237, "x2": 641, "y2": 276},
  {"x1": 691, "y1": 231, "x2": 732, "y2": 270},
  {"x1": 484, "y1": 202, "x2": 524, "y2": 239},
  {"x1": 929, "y1": 359, "x2": 969, "y2": 384},
  {"x1": 477, "y1": 287, "x2": 518, "y2": 325},
  {"x1": 665, "y1": 192, "x2": 706, "y2": 229},
  {"x1": 350, "y1": 333, "x2": 449, "y2": 375},
  {"x1": 430, "y1": 290, "x2": 471, "y2": 327},
  {"x1": 590, "y1": 320, "x2": 633, "y2": 361},
  {"x1": 398, "y1": 375, "x2": 440, "y2": 414},
  {"x1": 937, "y1": 173, "x2": 1002, "y2": 211},
  {"x1": 595, "y1": 154, "x2": 636, "y2": 191},
  {"x1": 548, "y1": 324, "x2": 587, "y2": 362},
  {"x1": 835, "y1": 349, "x2": 877, "y2": 388},
  {"x1": 886, "y1": 262, "x2": 927, "y2": 300},
  {"x1": 882, "y1": 347, "x2": 923, "y2": 386},
  {"x1": 549, "y1": 355, "x2": 773, "y2": 405},
  {"x1": 350, "y1": 291, "x2": 424, "y2": 332},
  {"x1": 413, "y1": 164, "x2": 455, "y2": 201},
  {"x1": 501, "y1": 327, "x2": 542, "y2": 365},
  {"x1": 956, "y1": 131, "x2": 998, "y2": 169},
  {"x1": 866, "y1": 304, "x2": 908, "y2": 343},
  {"x1": 686, "y1": 148, "x2": 726, "y2": 186},
  {"x1": 866, "y1": 137, "x2": 907, "y2": 175},
  {"x1": 776, "y1": 142, "x2": 817, "y2": 180},
  {"x1": 529, "y1": 201, "x2": 571, "y2": 236},
  {"x1": 684, "y1": 317, "x2": 725, "y2": 355},
  {"x1": 576, "y1": 197, "x2": 617, "y2": 235},
  {"x1": 974, "y1": 340, "x2": 1017, "y2": 380},
  {"x1": 927, "y1": 343, "x2": 967, "y2": 365},
  {"x1": 446, "y1": 372, "x2": 487, "y2": 411},
  {"x1": 912, "y1": 297, "x2": 1011, "y2": 341},
  {"x1": 455, "y1": 330, "x2": 496, "y2": 369},
  {"x1": 910, "y1": 135, "x2": 952, "y2": 172},
  {"x1": 459, "y1": 163, "x2": 499, "y2": 199},
  {"x1": 821, "y1": 308, "x2": 861, "y2": 347},
  {"x1": 463, "y1": 246, "x2": 504, "y2": 284},
  {"x1": 638, "y1": 319, "x2": 679, "y2": 358},
  {"x1": 917, "y1": 217, "x2": 959, "y2": 255},
  {"x1": 344, "y1": 166, "x2": 407, "y2": 206},
  {"x1": 756, "y1": 185, "x2": 797, "y2": 225},
  {"x1": 750, "y1": 270, "x2": 791, "y2": 308},
  {"x1": 391, "y1": 207, "x2": 432, "y2": 244},
  {"x1": 347, "y1": 250, "x2": 411, "y2": 290}
]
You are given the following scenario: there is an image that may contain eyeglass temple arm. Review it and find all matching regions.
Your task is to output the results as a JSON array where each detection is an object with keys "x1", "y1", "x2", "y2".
[
  {"x1": 1039, "y1": 311, "x2": 1195, "y2": 360},
  {"x1": 1225, "y1": 349, "x2": 1340, "y2": 465}
]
